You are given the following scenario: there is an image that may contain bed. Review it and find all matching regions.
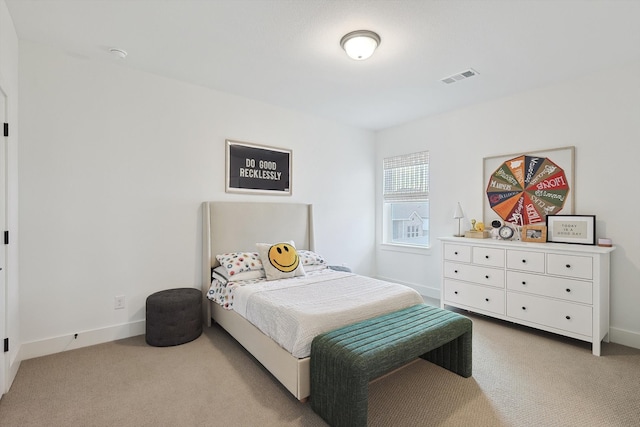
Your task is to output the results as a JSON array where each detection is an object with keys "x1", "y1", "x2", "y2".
[{"x1": 201, "y1": 201, "x2": 424, "y2": 400}]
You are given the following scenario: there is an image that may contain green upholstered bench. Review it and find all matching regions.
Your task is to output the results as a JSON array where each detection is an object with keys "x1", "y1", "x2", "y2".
[{"x1": 310, "y1": 304, "x2": 472, "y2": 427}]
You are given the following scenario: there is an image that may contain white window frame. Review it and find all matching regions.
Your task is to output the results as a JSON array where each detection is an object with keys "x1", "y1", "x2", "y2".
[{"x1": 382, "y1": 151, "x2": 430, "y2": 248}]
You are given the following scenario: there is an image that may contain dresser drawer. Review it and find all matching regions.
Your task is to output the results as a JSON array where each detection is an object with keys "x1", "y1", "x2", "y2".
[
  {"x1": 507, "y1": 292, "x2": 592, "y2": 337},
  {"x1": 506, "y1": 271, "x2": 592, "y2": 304},
  {"x1": 443, "y1": 244, "x2": 471, "y2": 263},
  {"x1": 444, "y1": 261, "x2": 504, "y2": 288},
  {"x1": 506, "y1": 250, "x2": 545, "y2": 273},
  {"x1": 472, "y1": 247, "x2": 505, "y2": 268},
  {"x1": 444, "y1": 280, "x2": 505, "y2": 315},
  {"x1": 547, "y1": 254, "x2": 593, "y2": 280}
]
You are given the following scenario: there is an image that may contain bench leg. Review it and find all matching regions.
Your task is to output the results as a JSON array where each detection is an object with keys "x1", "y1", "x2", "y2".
[
  {"x1": 421, "y1": 329, "x2": 472, "y2": 378},
  {"x1": 311, "y1": 362, "x2": 369, "y2": 427}
]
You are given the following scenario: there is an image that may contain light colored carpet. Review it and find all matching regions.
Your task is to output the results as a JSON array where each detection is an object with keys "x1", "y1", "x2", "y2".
[{"x1": 1, "y1": 310, "x2": 639, "y2": 426}]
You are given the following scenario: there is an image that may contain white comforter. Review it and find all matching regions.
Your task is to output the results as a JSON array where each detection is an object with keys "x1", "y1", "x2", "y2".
[{"x1": 233, "y1": 270, "x2": 424, "y2": 358}]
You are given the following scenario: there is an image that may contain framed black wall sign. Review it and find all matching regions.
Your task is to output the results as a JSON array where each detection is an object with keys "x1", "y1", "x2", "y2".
[{"x1": 225, "y1": 140, "x2": 292, "y2": 195}]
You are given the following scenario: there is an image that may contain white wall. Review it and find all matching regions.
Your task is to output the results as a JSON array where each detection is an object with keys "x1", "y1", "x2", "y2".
[
  {"x1": 0, "y1": 0, "x2": 20, "y2": 392},
  {"x1": 15, "y1": 32, "x2": 640, "y2": 360},
  {"x1": 18, "y1": 40, "x2": 376, "y2": 358},
  {"x1": 375, "y1": 60, "x2": 640, "y2": 350}
]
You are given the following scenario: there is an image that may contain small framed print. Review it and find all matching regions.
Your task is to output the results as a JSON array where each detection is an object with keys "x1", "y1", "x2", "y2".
[
  {"x1": 521, "y1": 224, "x2": 547, "y2": 243},
  {"x1": 546, "y1": 215, "x2": 596, "y2": 245}
]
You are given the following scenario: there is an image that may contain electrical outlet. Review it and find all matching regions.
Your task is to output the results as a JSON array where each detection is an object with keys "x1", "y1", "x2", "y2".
[{"x1": 114, "y1": 295, "x2": 125, "y2": 310}]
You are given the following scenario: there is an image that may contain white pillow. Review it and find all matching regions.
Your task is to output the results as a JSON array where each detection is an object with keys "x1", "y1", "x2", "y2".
[
  {"x1": 212, "y1": 265, "x2": 265, "y2": 283},
  {"x1": 256, "y1": 241, "x2": 306, "y2": 281},
  {"x1": 215, "y1": 252, "x2": 263, "y2": 277}
]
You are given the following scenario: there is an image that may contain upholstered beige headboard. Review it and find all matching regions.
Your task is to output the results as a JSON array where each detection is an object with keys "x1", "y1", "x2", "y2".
[{"x1": 201, "y1": 201, "x2": 315, "y2": 322}]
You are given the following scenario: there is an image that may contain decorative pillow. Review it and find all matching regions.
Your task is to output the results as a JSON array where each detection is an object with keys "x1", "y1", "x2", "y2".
[
  {"x1": 215, "y1": 252, "x2": 263, "y2": 277},
  {"x1": 212, "y1": 265, "x2": 265, "y2": 283},
  {"x1": 256, "y1": 241, "x2": 306, "y2": 281},
  {"x1": 297, "y1": 250, "x2": 327, "y2": 267}
]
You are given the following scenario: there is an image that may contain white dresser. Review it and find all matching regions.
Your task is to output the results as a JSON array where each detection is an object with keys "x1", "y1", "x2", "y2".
[{"x1": 439, "y1": 237, "x2": 615, "y2": 355}]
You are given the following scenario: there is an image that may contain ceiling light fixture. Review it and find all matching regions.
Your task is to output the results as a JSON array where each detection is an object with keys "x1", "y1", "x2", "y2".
[
  {"x1": 340, "y1": 30, "x2": 381, "y2": 61},
  {"x1": 109, "y1": 48, "x2": 128, "y2": 59}
]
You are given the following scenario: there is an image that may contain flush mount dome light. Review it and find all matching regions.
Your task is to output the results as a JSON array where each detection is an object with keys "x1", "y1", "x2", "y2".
[{"x1": 340, "y1": 30, "x2": 381, "y2": 60}]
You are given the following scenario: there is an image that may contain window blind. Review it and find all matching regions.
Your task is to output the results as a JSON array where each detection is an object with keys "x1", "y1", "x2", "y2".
[{"x1": 383, "y1": 151, "x2": 429, "y2": 202}]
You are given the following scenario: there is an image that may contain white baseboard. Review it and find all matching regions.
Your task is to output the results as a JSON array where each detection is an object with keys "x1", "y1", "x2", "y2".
[
  {"x1": 6, "y1": 356, "x2": 20, "y2": 393},
  {"x1": 609, "y1": 326, "x2": 640, "y2": 351},
  {"x1": 14, "y1": 310, "x2": 639, "y2": 365},
  {"x1": 376, "y1": 275, "x2": 441, "y2": 302},
  {"x1": 19, "y1": 320, "x2": 145, "y2": 361}
]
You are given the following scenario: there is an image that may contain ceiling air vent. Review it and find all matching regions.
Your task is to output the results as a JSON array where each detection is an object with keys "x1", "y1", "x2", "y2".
[{"x1": 441, "y1": 68, "x2": 479, "y2": 84}]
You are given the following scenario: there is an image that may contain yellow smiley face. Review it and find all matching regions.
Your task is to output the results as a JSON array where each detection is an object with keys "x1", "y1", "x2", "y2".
[{"x1": 268, "y1": 243, "x2": 299, "y2": 273}]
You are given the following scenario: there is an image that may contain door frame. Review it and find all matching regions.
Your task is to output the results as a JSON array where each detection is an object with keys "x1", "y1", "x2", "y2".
[{"x1": 0, "y1": 73, "x2": 8, "y2": 397}]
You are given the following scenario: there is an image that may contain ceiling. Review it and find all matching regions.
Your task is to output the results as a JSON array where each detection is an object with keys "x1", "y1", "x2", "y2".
[{"x1": 6, "y1": 0, "x2": 640, "y2": 131}]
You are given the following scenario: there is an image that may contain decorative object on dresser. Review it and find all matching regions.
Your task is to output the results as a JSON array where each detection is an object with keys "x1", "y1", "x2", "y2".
[
  {"x1": 489, "y1": 219, "x2": 502, "y2": 239},
  {"x1": 453, "y1": 202, "x2": 465, "y2": 237},
  {"x1": 483, "y1": 146, "x2": 575, "y2": 228},
  {"x1": 498, "y1": 224, "x2": 516, "y2": 240},
  {"x1": 439, "y1": 237, "x2": 615, "y2": 356},
  {"x1": 597, "y1": 238, "x2": 612, "y2": 248},
  {"x1": 465, "y1": 218, "x2": 489, "y2": 238},
  {"x1": 521, "y1": 224, "x2": 547, "y2": 243},
  {"x1": 546, "y1": 215, "x2": 596, "y2": 245}
]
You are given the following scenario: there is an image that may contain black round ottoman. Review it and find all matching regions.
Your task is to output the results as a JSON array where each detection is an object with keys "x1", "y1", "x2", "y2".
[{"x1": 145, "y1": 288, "x2": 202, "y2": 347}]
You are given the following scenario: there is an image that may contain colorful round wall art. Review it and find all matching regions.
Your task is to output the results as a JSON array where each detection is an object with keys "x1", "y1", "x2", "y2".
[{"x1": 486, "y1": 154, "x2": 570, "y2": 226}]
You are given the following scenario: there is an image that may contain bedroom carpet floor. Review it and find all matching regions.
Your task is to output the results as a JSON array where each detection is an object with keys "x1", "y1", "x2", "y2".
[{"x1": 1, "y1": 308, "x2": 639, "y2": 427}]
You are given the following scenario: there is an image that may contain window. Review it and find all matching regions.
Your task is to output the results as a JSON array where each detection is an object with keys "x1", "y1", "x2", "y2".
[
  {"x1": 383, "y1": 151, "x2": 429, "y2": 247},
  {"x1": 407, "y1": 225, "x2": 419, "y2": 238}
]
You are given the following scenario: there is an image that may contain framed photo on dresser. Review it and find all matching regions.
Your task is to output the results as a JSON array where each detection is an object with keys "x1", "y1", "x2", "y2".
[{"x1": 521, "y1": 224, "x2": 547, "y2": 243}]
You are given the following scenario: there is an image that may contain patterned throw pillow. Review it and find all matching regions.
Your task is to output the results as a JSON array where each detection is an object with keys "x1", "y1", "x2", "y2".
[
  {"x1": 297, "y1": 250, "x2": 327, "y2": 267},
  {"x1": 215, "y1": 252, "x2": 263, "y2": 277},
  {"x1": 256, "y1": 241, "x2": 306, "y2": 281},
  {"x1": 297, "y1": 250, "x2": 328, "y2": 272}
]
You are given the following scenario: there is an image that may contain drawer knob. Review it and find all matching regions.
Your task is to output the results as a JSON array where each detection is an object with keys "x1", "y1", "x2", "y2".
[
  {"x1": 565, "y1": 315, "x2": 571, "y2": 320},
  {"x1": 454, "y1": 251, "x2": 458, "y2": 255},
  {"x1": 454, "y1": 270, "x2": 458, "y2": 274},
  {"x1": 522, "y1": 306, "x2": 527, "y2": 311},
  {"x1": 521, "y1": 259, "x2": 527, "y2": 263},
  {"x1": 565, "y1": 288, "x2": 571, "y2": 293},
  {"x1": 566, "y1": 264, "x2": 571, "y2": 269},
  {"x1": 485, "y1": 255, "x2": 489, "y2": 259},
  {"x1": 485, "y1": 298, "x2": 490, "y2": 302},
  {"x1": 521, "y1": 281, "x2": 526, "y2": 285},
  {"x1": 454, "y1": 291, "x2": 458, "y2": 295},
  {"x1": 485, "y1": 275, "x2": 489, "y2": 279}
]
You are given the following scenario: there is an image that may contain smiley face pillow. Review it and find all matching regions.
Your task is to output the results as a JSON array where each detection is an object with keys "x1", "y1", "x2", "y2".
[{"x1": 256, "y1": 240, "x2": 306, "y2": 280}]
